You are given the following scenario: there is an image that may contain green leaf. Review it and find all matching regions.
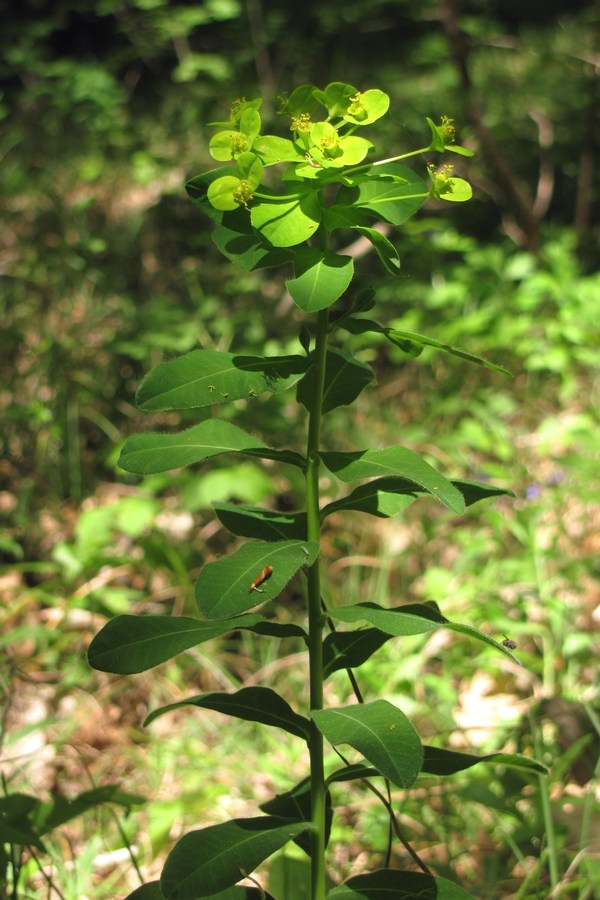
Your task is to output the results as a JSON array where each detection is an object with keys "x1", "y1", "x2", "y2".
[
  {"x1": 251, "y1": 185, "x2": 321, "y2": 247},
  {"x1": 244, "y1": 620, "x2": 307, "y2": 639},
  {"x1": 337, "y1": 166, "x2": 428, "y2": 225},
  {"x1": 207, "y1": 175, "x2": 246, "y2": 211},
  {"x1": 425, "y1": 117, "x2": 473, "y2": 158},
  {"x1": 350, "y1": 226, "x2": 401, "y2": 275},
  {"x1": 321, "y1": 447, "x2": 465, "y2": 513},
  {"x1": 452, "y1": 479, "x2": 515, "y2": 505},
  {"x1": 325, "y1": 763, "x2": 380, "y2": 787},
  {"x1": 281, "y1": 84, "x2": 321, "y2": 117},
  {"x1": 37, "y1": 786, "x2": 143, "y2": 834},
  {"x1": 426, "y1": 116, "x2": 448, "y2": 152},
  {"x1": 440, "y1": 177, "x2": 473, "y2": 202},
  {"x1": 322, "y1": 478, "x2": 418, "y2": 520},
  {"x1": 322, "y1": 477, "x2": 512, "y2": 520},
  {"x1": 196, "y1": 890, "x2": 273, "y2": 900},
  {"x1": 196, "y1": 540, "x2": 318, "y2": 619},
  {"x1": 327, "y1": 602, "x2": 521, "y2": 661},
  {"x1": 0, "y1": 799, "x2": 46, "y2": 850},
  {"x1": 445, "y1": 144, "x2": 474, "y2": 157},
  {"x1": 327, "y1": 869, "x2": 476, "y2": 899},
  {"x1": 118, "y1": 420, "x2": 305, "y2": 475},
  {"x1": 160, "y1": 817, "x2": 314, "y2": 899},
  {"x1": 312, "y1": 700, "x2": 423, "y2": 789},
  {"x1": 212, "y1": 224, "x2": 294, "y2": 270},
  {"x1": 296, "y1": 348, "x2": 373, "y2": 414},
  {"x1": 88, "y1": 613, "x2": 266, "y2": 674},
  {"x1": 145, "y1": 687, "x2": 310, "y2": 740},
  {"x1": 253, "y1": 135, "x2": 305, "y2": 166},
  {"x1": 328, "y1": 602, "x2": 445, "y2": 637},
  {"x1": 313, "y1": 82, "x2": 357, "y2": 118},
  {"x1": 343, "y1": 89, "x2": 390, "y2": 125},
  {"x1": 349, "y1": 290, "x2": 376, "y2": 315},
  {"x1": 126, "y1": 883, "x2": 165, "y2": 900},
  {"x1": 323, "y1": 203, "x2": 370, "y2": 231},
  {"x1": 239, "y1": 108, "x2": 261, "y2": 143},
  {"x1": 214, "y1": 503, "x2": 308, "y2": 541},
  {"x1": 306, "y1": 125, "x2": 373, "y2": 168},
  {"x1": 209, "y1": 131, "x2": 249, "y2": 162},
  {"x1": 260, "y1": 778, "x2": 333, "y2": 855},
  {"x1": 323, "y1": 629, "x2": 391, "y2": 677},
  {"x1": 186, "y1": 169, "x2": 247, "y2": 223},
  {"x1": 339, "y1": 317, "x2": 512, "y2": 375},
  {"x1": 136, "y1": 351, "x2": 307, "y2": 411},
  {"x1": 422, "y1": 745, "x2": 548, "y2": 776},
  {"x1": 286, "y1": 248, "x2": 354, "y2": 312}
]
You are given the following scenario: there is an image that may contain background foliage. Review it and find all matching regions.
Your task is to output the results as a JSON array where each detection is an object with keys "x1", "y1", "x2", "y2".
[{"x1": 1, "y1": 0, "x2": 598, "y2": 897}]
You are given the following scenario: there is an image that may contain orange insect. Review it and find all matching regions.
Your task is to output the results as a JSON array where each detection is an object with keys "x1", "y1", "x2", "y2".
[{"x1": 248, "y1": 565, "x2": 273, "y2": 594}]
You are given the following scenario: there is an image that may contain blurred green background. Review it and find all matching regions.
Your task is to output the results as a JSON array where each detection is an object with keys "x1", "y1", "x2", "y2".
[{"x1": 1, "y1": 1, "x2": 598, "y2": 897}]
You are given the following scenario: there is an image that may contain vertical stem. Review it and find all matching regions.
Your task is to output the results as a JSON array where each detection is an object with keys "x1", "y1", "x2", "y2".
[
  {"x1": 530, "y1": 713, "x2": 558, "y2": 890},
  {"x1": 305, "y1": 306, "x2": 329, "y2": 900}
]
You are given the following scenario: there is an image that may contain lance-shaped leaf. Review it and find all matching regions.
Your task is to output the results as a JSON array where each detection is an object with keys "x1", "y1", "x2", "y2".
[
  {"x1": 322, "y1": 476, "x2": 512, "y2": 520},
  {"x1": 325, "y1": 748, "x2": 545, "y2": 787},
  {"x1": 312, "y1": 700, "x2": 423, "y2": 789},
  {"x1": 198, "y1": 888, "x2": 275, "y2": 899},
  {"x1": 421, "y1": 745, "x2": 548, "y2": 776},
  {"x1": 214, "y1": 503, "x2": 308, "y2": 541},
  {"x1": 88, "y1": 613, "x2": 266, "y2": 674},
  {"x1": 386, "y1": 326, "x2": 506, "y2": 371},
  {"x1": 160, "y1": 817, "x2": 314, "y2": 899},
  {"x1": 349, "y1": 226, "x2": 401, "y2": 276},
  {"x1": 336, "y1": 165, "x2": 428, "y2": 225},
  {"x1": 325, "y1": 763, "x2": 380, "y2": 786},
  {"x1": 286, "y1": 248, "x2": 354, "y2": 312},
  {"x1": 322, "y1": 478, "x2": 418, "y2": 520},
  {"x1": 119, "y1": 420, "x2": 305, "y2": 475},
  {"x1": 36, "y1": 786, "x2": 143, "y2": 835},
  {"x1": 251, "y1": 185, "x2": 321, "y2": 247},
  {"x1": 136, "y1": 351, "x2": 307, "y2": 411},
  {"x1": 323, "y1": 629, "x2": 391, "y2": 677},
  {"x1": 145, "y1": 687, "x2": 310, "y2": 740},
  {"x1": 339, "y1": 316, "x2": 511, "y2": 375},
  {"x1": 212, "y1": 223, "x2": 294, "y2": 270},
  {"x1": 196, "y1": 540, "x2": 318, "y2": 619},
  {"x1": 452, "y1": 479, "x2": 514, "y2": 505},
  {"x1": 260, "y1": 776, "x2": 333, "y2": 855},
  {"x1": 328, "y1": 602, "x2": 520, "y2": 662},
  {"x1": 297, "y1": 348, "x2": 373, "y2": 414},
  {"x1": 327, "y1": 869, "x2": 476, "y2": 899},
  {"x1": 0, "y1": 794, "x2": 46, "y2": 850},
  {"x1": 321, "y1": 447, "x2": 465, "y2": 514},
  {"x1": 126, "y1": 883, "x2": 165, "y2": 900},
  {"x1": 329, "y1": 601, "x2": 445, "y2": 636}
]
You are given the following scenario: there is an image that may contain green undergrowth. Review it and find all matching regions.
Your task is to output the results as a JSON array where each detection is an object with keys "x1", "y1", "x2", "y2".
[{"x1": 2, "y1": 225, "x2": 598, "y2": 894}]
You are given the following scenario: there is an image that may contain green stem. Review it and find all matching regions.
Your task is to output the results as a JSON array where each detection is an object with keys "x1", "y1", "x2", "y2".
[
  {"x1": 531, "y1": 714, "x2": 558, "y2": 889},
  {"x1": 342, "y1": 146, "x2": 431, "y2": 178},
  {"x1": 305, "y1": 306, "x2": 330, "y2": 900}
]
